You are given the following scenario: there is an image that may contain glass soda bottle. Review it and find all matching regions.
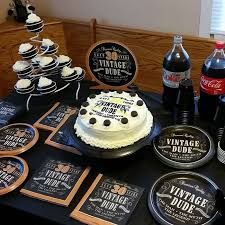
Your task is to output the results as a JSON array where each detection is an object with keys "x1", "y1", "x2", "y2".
[{"x1": 162, "y1": 35, "x2": 191, "y2": 111}]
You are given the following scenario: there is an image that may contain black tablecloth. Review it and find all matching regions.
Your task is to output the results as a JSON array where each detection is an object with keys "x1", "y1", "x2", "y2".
[{"x1": 0, "y1": 80, "x2": 225, "y2": 225}]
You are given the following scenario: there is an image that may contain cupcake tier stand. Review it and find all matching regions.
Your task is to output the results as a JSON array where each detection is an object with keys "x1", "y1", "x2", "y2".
[{"x1": 12, "y1": 13, "x2": 85, "y2": 111}]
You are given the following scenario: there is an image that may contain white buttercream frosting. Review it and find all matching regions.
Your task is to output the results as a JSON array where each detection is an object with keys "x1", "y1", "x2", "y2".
[
  {"x1": 39, "y1": 57, "x2": 53, "y2": 67},
  {"x1": 74, "y1": 67, "x2": 83, "y2": 75},
  {"x1": 57, "y1": 55, "x2": 70, "y2": 64},
  {"x1": 13, "y1": 61, "x2": 30, "y2": 71},
  {"x1": 31, "y1": 56, "x2": 42, "y2": 63},
  {"x1": 42, "y1": 39, "x2": 54, "y2": 47},
  {"x1": 19, "y1": 43, "x2": 33, "y2": 53},
  {"x1": 26, "y1": 13, "x2": 41, "y2": 23},
  {"x1": 38, "y1": 76, "x2": 52, "y2": 88},
  {"x1": 16, "y1": 79, "x2": 31, "y2": 89},
  {"x1": 61, "y1": 66, "x2": 75, "y2": 77},
  {"x1": 74, "y1": 91, "x2": 153, "y2": 149}
]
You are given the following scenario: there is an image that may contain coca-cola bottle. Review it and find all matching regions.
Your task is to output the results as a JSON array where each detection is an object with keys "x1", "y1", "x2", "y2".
[
  {"x1": 199, "y1": 41, "x2": 225, "y2": 121},
  {"x1": 162, "y1": 35, "x2": 191, "y2": 111}
]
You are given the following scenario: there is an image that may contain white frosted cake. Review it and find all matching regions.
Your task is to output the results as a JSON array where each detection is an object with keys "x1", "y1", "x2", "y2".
[{"x1": 74, "y1": 91, "x2": 153, "y2": 149}]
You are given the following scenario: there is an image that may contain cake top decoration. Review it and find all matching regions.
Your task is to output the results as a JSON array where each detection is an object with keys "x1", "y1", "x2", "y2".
[
  {"x1": 80, "y1": 109, "x2": 87, "y2": 115},
  {"x1": 137, "y1": 100, "x2": 143, "y2": 106},
  {"x1": 121, "y1": 117, "x2": 128, "y2": 124},
  {"x1": 102, "y1": 90, "x2": 110, "y2": 93},
  {"x1": 13, "y1": 61, "x2": 30, "y2": 71},
  {"x1": 103, "y1": 120, "x2": 111, "y2": 126},
  {"x1": 19, "y1": 43, "x2": 33, "y2": 53},
  {"x1": 89, "y1": 94, "x2": 96, "y2": 99},
  {"x1": 89, "y1": 118, "x2": 96, "y2": 125},
  {"x1": 38, "y1": 76, "x2": 52, "y2": 88},
  {"x1": 16, "y1": 79, "x2": 31, "y2": 89},
  {"x1": 39, "y1": 57, "x2": 53, "y2": 67},
  {"x1": 26, "y1": 13, "x2": 41, "y2": 23},
  {"x1": 130, "y1": 92, "x2": 136, "y2": 97},
  {"x1": 82, "y1": 102, "x2": 89, "y2": 107},
  {"x1": 57, "y1": 55, "x2": 70, "y2": 63},
  {"x1": 61, "y1": 66, "x2": 75, "y2": 77},
  {"x1": 42, "y1": 39, "x2": 54, "y2": 47},
  {"x1": 131, "y1": 111, "x2": 138, "y2": 117}
]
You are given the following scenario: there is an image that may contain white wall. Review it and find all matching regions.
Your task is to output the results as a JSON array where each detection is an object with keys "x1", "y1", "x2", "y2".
[{"x1": 34, "y1": 0, "x2": 202, "y2": 36}]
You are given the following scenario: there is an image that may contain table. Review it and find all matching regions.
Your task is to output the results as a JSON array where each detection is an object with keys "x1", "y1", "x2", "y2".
[{"x1": 0, "y1": 80, "x2": 225, "y2": 225}]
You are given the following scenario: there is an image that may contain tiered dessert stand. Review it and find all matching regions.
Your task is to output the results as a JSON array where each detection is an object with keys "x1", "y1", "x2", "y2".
[{"x1": 13, "y1": 13, "x2": 85, "y2": 111}]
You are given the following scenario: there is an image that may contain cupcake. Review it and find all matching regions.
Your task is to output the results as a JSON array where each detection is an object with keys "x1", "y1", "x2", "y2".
[
  {"x1": 31, "y1": 56, "x2": 43, "y2": 69},
  {"x1": 61, "y1": 66, "x2": 77, "y2": 82},
  {"x1": 25, "y1": 13, "x2": 43, "y2": 33},
  {"x1": 37, "y1": 76, "x2": 56, "y2": 94},
  {"x1": 39, "y1": 56, "x2": 57, "y2": 71},
  {"x1": 14, "y1": 79, "x2": 34, "y2": 94},
  {"x1": 61, "y1": 66, "x2": 85, "y2": 82},
  {"x1": 57, "y1": 55, "x2": 72, "y2": 68},
  {"x1": 13, "y1": 61, "x2": 33, "y2": 77},
  {"x1": 74, "y1": 67, "x2": 85, "y2": 81},
  {"x1": 19, "y1": 43, "x2": 38, "y2": 59},
  {"x1": 41, "y1": 39, "x2": 58, "y2": 54}
]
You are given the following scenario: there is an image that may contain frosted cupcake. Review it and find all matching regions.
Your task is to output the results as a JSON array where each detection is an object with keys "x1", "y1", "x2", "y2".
[
  {"x1": 13, "y1": 61, "x2": 32, "y2": 77},
  {"x1": 14, "y1": 79, "x2": 34, "y2": 94},
  {"x1": 74, "y1": 67, "x2": 85, "y2": 81},
  {"x1": 61, "y1": 66, "x2": 76, "y2": 81},
  {"x1": 25, "y1": 13, "x2": 43, "y2": 32},
  {"x1": 31, "y1": 56, "x2": 42, "y2": 69},
  {"x1": 39, "y1": 56, "x2": 57, "y2": 71},
  {"x1": 57, "y1": 55, "x2": 72, "y2": 68},
  {"x1": 19, "y1": 43, "x2": 38, "y2": 59},
  {"x1": 41, "y1": 39, "x2": 58, "y2": 54},
  {"x1": 61, "y1": 66, "x2": 85, "y2": 82},
  {"x1": 37, "y1": 76, "x2": 56, "y2": 94}
]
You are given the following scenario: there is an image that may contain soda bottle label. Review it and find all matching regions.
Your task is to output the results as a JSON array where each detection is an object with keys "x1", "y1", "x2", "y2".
[
  {"x1": 200, "y1": 74, "x2": 225, "y2": 95},
  {"x1": 162, "y1": 69, "x2": 190, "y2": 88}
]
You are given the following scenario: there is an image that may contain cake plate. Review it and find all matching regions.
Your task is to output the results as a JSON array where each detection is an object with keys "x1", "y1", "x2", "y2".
[{"x1": 69, "y1": 115, "x2": 161, "y2": 159}]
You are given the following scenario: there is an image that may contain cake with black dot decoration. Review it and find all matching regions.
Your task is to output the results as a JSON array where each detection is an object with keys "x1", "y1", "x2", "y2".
[{"x1": 74, "y1": 90, "x2": 153, "y2": 149}]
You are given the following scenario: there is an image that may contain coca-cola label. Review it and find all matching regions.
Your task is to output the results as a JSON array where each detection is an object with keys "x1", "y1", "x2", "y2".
[
  {"x1": 162, "y1": 69, "x2": 190, "y2": 88},
  {"x1": 200, "y1": 74, "x2": 225, "y2": 95}
]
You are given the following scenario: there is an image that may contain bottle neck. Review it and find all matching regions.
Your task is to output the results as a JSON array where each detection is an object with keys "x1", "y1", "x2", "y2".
[
  {"x1": 172, "y1": 43, "x2": 184, "y2": 52},
  {"x1": 212, "y1": 48, "x2": 225, "y2": 58}
]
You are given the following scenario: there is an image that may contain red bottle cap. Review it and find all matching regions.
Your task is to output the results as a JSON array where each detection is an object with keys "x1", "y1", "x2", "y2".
[{"x1": 215, "y1": 41, "x2": 225, "y2": 49}]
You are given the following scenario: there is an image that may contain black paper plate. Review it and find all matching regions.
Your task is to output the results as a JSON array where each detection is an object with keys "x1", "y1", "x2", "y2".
[
  {"x1": 153, "y1": 125, "x2": 215, "y2": 169},
  {"x1": 148, "y1": 171, "x2": 219, "y2": 225},
  {"x1": 69, "y1": 115, "x2": 161, "y2": 159},
  {"x1": 0, "y1": 155, "x2": 29, "y2": 195},
  {"x1": 0, "y1": 123, "x2": 39, "y2": 155}
]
